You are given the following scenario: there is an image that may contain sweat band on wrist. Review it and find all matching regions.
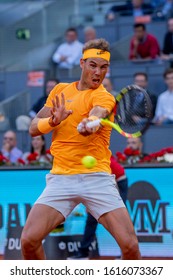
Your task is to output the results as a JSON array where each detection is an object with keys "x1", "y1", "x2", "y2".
[
  {"x1": 37, "y1": 118, "x2": 55, "y2": 134},
  {"x1": 88, "y1": 115, "x2": 99, "y2": 121}
]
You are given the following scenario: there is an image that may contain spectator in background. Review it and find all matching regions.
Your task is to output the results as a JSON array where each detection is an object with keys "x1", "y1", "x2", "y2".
[
  {"x1": 129, "y1": 23, "x2": 160, "y2": 60},
  {"x1": 152, "y1": 0, "x2": 173, "y2": 20},
  {"x1": 84, "y1": 26, "x2": 97, "y2": 42},
  {"x1": 23, "y1": 135, "x2": 52, "y2": 165},
  {"x1": 16, "y1": 79, "x2": 59, "y2": 131},
  {"x1": 116, "y1": 137, "x2": 147, "y2": 164},
  {"x1": 52, "y1": 28, "x2": 83, "y2": 69},
  {"x1": 151, "y1": 0, "x2": 166, "y2": 7},
  {"x1": 106, "y1": 0, "x2": 154, "y2": 21},
  {"x1": 161, "y1": 18, "x2": 173, "y2": 62},
  {"x1": 126, "y1": 137, "x2": 144, "y2": 155},
  {"x1": 160, "y1": 0, "x2": 173, "y2": 18},
  {"x1": 153, "y1": 68, "x2": 173, "y2": 125},
  {"x1": 102, "y1": 77, "x2": 118, "y2": 97},
  {"x1": 29, "y1": 79, "x2": 59, "y2": 119},
  {"x1": 133, "y1": 72, "x2": 157, "y2": 115},
  {"x1": 1, "y1": 130, "x2": 23, "y2": 163}
]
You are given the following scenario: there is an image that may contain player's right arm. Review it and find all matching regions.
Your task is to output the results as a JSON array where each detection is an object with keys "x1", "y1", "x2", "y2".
[
  {"x1": 29, "y1": 93, "x2": 72, "y2": 137},
  {"x1": 78, "y1": 105, "x2": 110, "y2": 136}
]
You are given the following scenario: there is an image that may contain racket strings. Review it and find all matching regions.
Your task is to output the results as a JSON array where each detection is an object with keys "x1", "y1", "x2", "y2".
[{"x1": 115, "y1": 89, "x2": 153, "y2": 134}]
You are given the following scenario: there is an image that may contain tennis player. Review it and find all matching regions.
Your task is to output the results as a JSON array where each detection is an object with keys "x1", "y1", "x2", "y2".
[{"x1": 21, "y1": 38, "x2": 141, "y2": 260}]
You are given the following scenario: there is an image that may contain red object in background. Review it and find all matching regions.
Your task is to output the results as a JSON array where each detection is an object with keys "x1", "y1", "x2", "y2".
[
  {"x1": 124, "y1": 147, "x2": 140, "y2": 156},
  {"x1": 27, "y1": 152, "x2": 38, "y2": 162},
  {"x1": 0, "y1": 153, "x2": 9, "y2": 163},
  {"x1": 27, "y1": 71, "x2": 45, "y2": 87},
  {"x1": 116, "y1": 151, "x2": 127, "y2": 163},
  {"x1": 46, "y1": 149, "x2": 51, "y2": 155},
  {"x1": 17, "y1": 158, "x2": 25, "y2": 165},
  {"x1": 110, "y1": 155, "x2": 125, "y2": 180}
]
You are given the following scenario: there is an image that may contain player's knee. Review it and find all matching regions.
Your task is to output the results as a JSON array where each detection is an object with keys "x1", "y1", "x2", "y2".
[
  {"x1": 21, "y1": 230, "x2": 38, "y2": 252},
  {"x1": 122, "y1": 237, "x2": 139, "y2": 257}
]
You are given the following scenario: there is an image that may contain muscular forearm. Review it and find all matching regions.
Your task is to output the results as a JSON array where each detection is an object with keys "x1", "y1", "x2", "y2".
[
  {"x1": 29, "y1": 118, "x2": 42, "y2": 137},
  {"x1": 89, "y1": 106, "x2": 109, "y2": 119}
]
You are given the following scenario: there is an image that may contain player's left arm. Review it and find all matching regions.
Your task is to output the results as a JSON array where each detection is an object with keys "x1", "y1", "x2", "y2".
[{"x1": 29, "y1": 93, "x2": 72, "y2": 137}]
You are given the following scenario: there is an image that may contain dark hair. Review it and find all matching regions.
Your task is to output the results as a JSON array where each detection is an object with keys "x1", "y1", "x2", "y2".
[
  {"x1": 65, "y1": 27, "x2": 78, "y2": 34},
  {"x1": 82, "y1": 38, "x2": 110, "y2": 53},
  {"x1": 31, "y1": 135, "x2": 46, "y2": 155},
  {"x1": 44, "y1": 79, "x2": 59, "y2": 95},
  {"x1": 46, "y1": 78, "x2": 60, "y2": 84},
  {"x1": 133, "y1": 23, "x2": 146, "y2": 30},
  {"x1": 163, "y1": 68, "x2": 173, "y2": 78},
  {"x1": 133, "y1": 72, "x2": 148, "y2": 81}
]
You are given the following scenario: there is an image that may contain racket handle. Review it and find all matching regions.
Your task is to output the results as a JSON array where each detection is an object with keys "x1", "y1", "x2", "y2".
[
  {"x1": 77, "y1": 123, "x2": 84, "y2": 132},
  {"x1": 86, "y1": 119, "x2": 101, "y2": 128}
]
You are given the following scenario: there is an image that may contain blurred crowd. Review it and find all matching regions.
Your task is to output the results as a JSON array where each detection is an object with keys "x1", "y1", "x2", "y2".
[
  {"x1": 106, "y1": 0, "x2": 173, "y2": 21},
  {"x1": 51, "y1": 17, "x2": 173, "y2": 68},
  {"x1": 0, "y1": 0, "x2": 173, "y2": 167},
  {"x1": 0, "y1": 131, "x2": 52, "y2": 167}
]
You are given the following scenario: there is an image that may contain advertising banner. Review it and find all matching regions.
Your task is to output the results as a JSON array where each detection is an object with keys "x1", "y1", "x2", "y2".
[{"x1": 0, "y1": 168, "x2": 173, "y2": 259}]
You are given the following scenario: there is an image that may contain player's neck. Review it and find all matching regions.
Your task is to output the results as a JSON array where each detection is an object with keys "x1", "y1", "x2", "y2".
[{"x1": 77, "y1": 80, "x2": 90, "y2": 91}]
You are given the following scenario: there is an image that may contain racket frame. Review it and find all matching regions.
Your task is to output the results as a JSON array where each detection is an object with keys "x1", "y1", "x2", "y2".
[{"x1": 86, "y1": 84, "x2": 153, "y2": 138}]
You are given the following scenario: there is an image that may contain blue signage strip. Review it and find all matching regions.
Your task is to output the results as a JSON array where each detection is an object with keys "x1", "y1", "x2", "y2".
[{"x1": 0, "y1": 168, "x2": 173, "y2": 258}]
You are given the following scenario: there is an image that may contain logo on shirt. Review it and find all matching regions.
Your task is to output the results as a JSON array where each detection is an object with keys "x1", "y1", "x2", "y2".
[{"x1": 66, "y1": 100, "x2": 73, "y2": 102}]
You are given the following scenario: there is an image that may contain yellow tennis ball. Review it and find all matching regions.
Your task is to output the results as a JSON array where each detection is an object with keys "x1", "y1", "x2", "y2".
[{"x1": 82, "y1": 156, "x2": 97, "y2": 169}]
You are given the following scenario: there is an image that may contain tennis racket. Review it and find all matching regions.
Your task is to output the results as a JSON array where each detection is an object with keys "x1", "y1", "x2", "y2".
[{"x1": 79, "y1": 84, "x2": 153, "y2": 138}]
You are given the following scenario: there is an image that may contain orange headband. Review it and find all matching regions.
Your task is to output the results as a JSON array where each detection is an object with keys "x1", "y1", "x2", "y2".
[{"x1": 83, "y1": 48, "x2": 110, "y2": 62}]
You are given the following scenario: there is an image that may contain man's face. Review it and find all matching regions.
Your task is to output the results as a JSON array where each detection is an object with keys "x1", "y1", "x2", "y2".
[
  {"x1": 32, "y1": 136, "x2": 44, "y2": 150},
  {"x1": 134, "y1": 27, "x2": 145, "y2": 41},
  {"x1": 85, "y1": 30, "x2": 96, "y2": 42},
  {"x1": 46, "y1": 80, "x2": 57, "y2": 96},
  {"x1": 165, "y1": 73, "x2": 173, "y2": 89},
  {"x1": 134, "y1": 74, "x2": 148, "y2": 89},
  {"x1": 3, "y1": 131, "x2": 16, "y2": 149},
  {"x1": 80, "y1": 57, "x2": 109, "y2": 89},
  {"x1": 168, "y1": 18, "x2": 173, "y2": 33},
  {"x1": 127, "y1": 138, "x2": 142, "y2": 152},
  {"x1": 65, "y1": 31, "x2": 77, "y2": 43}
]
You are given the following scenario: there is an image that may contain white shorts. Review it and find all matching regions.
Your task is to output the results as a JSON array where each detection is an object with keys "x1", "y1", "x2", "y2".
[{"x1": 35, "y1": 172, "x2": 125, "y2": 220}]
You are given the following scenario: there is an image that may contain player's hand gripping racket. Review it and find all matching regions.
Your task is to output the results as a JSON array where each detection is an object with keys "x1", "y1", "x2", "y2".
[{"x1": 82, "y1": 85, "x2": 153, "y2": 138}]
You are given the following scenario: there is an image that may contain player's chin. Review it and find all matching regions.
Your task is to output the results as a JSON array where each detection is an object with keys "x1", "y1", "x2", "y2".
[{"x1": 91, "y1": 81, "x2": 101, "y2": 89}]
